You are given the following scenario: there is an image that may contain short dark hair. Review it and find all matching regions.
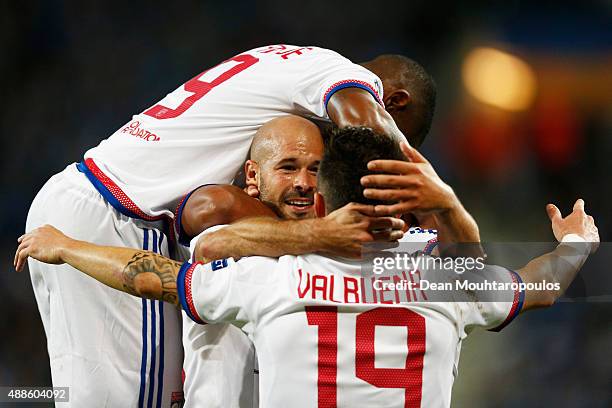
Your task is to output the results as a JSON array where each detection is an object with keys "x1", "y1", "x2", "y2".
[
  {"x1": 390, "y1": 55, "x2": 436, "y2": 146},
  {"x1": 318, "y1": 126, "x2": 405, "y2": 212},
  {"x1": 364, "y1": 55, "x2": 437, "y2": 147}
]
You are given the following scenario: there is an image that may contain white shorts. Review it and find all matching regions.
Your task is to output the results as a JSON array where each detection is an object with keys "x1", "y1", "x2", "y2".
[
  {"x1": 182, "y1": 316, "x2": 258, "y2": 408},
  {"x1": 27, "y1": 164, "x2": 184, "y2": 408}
]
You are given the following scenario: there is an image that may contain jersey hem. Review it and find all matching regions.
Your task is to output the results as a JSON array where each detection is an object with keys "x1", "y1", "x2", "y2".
[{"x1": 77, "y1": 159, "x2": 167, "y2": 222}]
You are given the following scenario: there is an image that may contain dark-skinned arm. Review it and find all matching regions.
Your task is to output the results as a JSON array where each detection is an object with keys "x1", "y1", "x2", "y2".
[
  {"x1": 327, "y1": 88, "x2": 407, "y2": 144},
  {"x1": 361, "y1": 142, "x2": 483, "y2": 257},
  {"x1": 181, "y1": 185, "x2": 276, "y2": 240}
]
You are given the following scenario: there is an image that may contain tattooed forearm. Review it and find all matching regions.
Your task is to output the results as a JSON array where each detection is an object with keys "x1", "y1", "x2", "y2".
[{"x1": 122, "y1": 251, "x2": 182, "y2": 305}]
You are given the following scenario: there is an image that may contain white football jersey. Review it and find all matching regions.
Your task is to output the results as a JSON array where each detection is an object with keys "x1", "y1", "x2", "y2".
[
  {"x1": 177, "y1": 252, "x2": 523, "y2": 408},
  {"x1": 81, "y1": 45, "x2": 383, "y2": 220},
  {"x1": 180, "y1": 226, "x2": 437, "y2": 408},
  {"x1": 182, "y1": 225, "x2": 258, "y2": 408}
]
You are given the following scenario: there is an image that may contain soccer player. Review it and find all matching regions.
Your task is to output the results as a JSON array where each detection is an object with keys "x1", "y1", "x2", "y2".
[
  {"x1": 25, "y1": 44, "x2": 440, "y2": 407},
  {"x1": 177, "y1": 114, "x2": 451, "y2": 407},
  {"x1": 16, "y1": 127, "x2": 599, "y2": 408}
]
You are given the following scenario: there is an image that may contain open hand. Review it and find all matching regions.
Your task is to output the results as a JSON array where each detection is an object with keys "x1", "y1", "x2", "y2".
[
  {"x1": 547, "y1": 199, "x2": 599, "y2": 252},
  {"x1": 361, "y1": 142, "x2": 458, "y2": 216}
]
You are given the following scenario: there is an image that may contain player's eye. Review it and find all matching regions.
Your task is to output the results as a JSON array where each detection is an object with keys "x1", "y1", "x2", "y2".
[{"x1": 279, "y1": 165, "x2": 296, "y2": 172}]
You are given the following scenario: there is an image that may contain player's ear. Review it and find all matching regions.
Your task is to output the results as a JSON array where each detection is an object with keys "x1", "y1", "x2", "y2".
[
  {"x1": 314, "y1": 192, "x2": 326, "y2": 217},
  {"x1": 245, "y1": 160, "x2": 260, "y2": 198},
  {"x1": 384, "y1": 89, "x2": 411, "y2": 112}
]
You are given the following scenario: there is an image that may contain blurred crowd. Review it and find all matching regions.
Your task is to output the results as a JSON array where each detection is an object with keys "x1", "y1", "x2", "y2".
[{"x1": 1, "y1": 1, "x2": 610, "y2": 406}]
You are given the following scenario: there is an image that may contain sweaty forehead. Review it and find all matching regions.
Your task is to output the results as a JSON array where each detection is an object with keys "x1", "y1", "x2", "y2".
[{"x1": 251, "y1": 116, "x2": 323, "y2": 163}]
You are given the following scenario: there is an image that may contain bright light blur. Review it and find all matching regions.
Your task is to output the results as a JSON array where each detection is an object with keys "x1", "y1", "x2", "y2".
[{"x1": 462, "y1": 47, "x2": 537, "y2": 111}]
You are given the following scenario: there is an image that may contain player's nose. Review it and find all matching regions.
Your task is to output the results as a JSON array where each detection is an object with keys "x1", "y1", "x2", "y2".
[{"x1": 293, "y1": 168, "x2": 316, "y2": 191}]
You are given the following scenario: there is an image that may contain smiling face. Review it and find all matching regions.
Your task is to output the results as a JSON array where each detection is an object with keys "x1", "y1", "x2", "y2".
[{"x1": 246, "y1": 116, "x2": 324, "y2": 220}]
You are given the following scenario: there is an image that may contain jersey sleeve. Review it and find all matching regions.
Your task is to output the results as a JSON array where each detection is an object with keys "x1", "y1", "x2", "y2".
[
  {"x1": 291, "y1": 50, "x2": 384, "y2": 119},
  {"x1": 173, "y1": 184, "x2": 217, "y2": 248},
  {"x1": 458, "y1": 265, "x2": 525, "y2": 334},
  {"x1": 177, "y1": 256, "x2": 279, "y2": 327}
]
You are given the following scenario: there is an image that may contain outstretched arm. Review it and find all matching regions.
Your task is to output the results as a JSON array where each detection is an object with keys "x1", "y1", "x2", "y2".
[
  {"x1": 15, "y1": 226, "x2": 181, "y2": 305},
  {"x1": 518, "y1": 199, "x2": 599, "y2": 312},
  {"x1": 327, "y1": 88, "x2": 407, "y2": 144}
]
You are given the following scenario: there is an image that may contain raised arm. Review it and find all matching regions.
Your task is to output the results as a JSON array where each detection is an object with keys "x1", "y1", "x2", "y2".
[
  {"x1": 15, "y1": 225, "x2": 181, "y2": 305},
  {"x1": 327, "y1": 88, "x2": 407, "y2": 144},
  {"x1": 518, "y1": 199, "x2": 599, "y2": 311},
  {"x1": 360, "y1": 142, "x2": 483, "y2": 256}
]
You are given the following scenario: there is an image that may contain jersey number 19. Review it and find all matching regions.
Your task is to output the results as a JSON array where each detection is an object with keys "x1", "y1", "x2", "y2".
[{"x1": 306, "y1": 306, "x2": 425, "y2": 408}]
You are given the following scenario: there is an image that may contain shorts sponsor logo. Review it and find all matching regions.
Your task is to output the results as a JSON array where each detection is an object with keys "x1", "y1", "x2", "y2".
[{"x1": 171, "y1": 391, "x2": 184, "y2": 408}]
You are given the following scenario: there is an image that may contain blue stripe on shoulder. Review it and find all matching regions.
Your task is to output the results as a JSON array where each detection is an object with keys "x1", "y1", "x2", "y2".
[
  {"x1": 323, "y1": 82, "x2": 380, "y2": 110},
  {"x1": 76, "y1": 162, "x2": 140, "y2": 219}
]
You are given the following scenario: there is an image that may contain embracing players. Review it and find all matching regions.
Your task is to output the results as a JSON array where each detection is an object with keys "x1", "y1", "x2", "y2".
[
  {"x1": 25, "y1": 44, "x2": 452, "y2": 407},
  {"x1": 16, "y1": 126, "x2": 599, "y2": 407}
]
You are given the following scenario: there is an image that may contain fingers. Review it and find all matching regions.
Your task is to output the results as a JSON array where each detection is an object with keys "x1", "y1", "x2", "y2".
[
  {"x1": 402, "y1": 142, "x2": 427, "y2": 164},
  {"x1": 366, "y1": 160, "x2": 418, "y2": 175},
  {"x1": 364, "y1": 188, "x2": 417, "y2": 201},
  {"x1": 573, "y1": 198, "x2": 585, "y2": 212},
  {"x1": 546, "y1": 204, "x2": 561, "y2": 222},
  {"x1": 371, "y1": 230, "x2": 404, "y2": 242},
  {"x1": 373, "y1": 202, "x2": 417, "y2": 216},
  {"x1": 361, "y1": 174, "x2": 421, "y2": 188},
  {"x1": 368, "y1": 216, "x2": 406, "y2": 231},
  {"x1": 345, "y1": 203, "x2": 377, "y2": 216},
  {"x1": 14, "y1": 241, "x2": 29, "y2": 272}
]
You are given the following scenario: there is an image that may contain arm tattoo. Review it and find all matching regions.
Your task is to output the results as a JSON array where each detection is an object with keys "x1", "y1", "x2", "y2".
[{"x1": 123, "y1": 251, "x2": 182, "y2": 304}]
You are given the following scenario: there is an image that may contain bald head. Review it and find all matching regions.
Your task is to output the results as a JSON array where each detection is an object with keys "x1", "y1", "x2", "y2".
[
  {"x1": 250, "y1": 115, "x2": 322, "y2": 164},
  {"x1": 361, "y1": 55, "x2": 436, "y2": 147},
  {"x1": 246, "y1": 115, "x2": 323, "y2": 220}
]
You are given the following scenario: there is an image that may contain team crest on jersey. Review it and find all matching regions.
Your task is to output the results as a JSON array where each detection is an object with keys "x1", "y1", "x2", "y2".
[{"x1": 211, "y1": 259, "x2": 229, "y2": 271}]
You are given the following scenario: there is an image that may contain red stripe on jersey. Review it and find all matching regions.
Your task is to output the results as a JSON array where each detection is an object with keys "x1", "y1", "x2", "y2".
[
  {"x1": 490, "y1": 271, "x2": 524, "y2": 332},
  {"x1": 83, "y1": 158, "x2": 166, "y2": 221},
  {"x1": 323, "y1": 79, "x2": 383, "y2": 106},
  {"x1": 184, "y1": 262, "x2": 205, "y2": 324}
]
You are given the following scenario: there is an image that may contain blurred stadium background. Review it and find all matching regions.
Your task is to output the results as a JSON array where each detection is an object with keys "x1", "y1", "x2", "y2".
[{"x1": 1, "y1": 0, "x2": 610, "y2": 406}]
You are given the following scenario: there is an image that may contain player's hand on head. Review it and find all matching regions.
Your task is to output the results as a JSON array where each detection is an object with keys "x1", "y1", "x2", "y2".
[
  {"x1": 14, "y1": 225, "x2": 71, "y2": 272},
  {"x1": 361, "y1": 142, "x2": 458, "y2": 217},
  {"x1": 319, "y1": 202, "x2": 405, "y2": 258},
  {"x1": 547, "y1": 199, "x2": 600, "y2": 252}
]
